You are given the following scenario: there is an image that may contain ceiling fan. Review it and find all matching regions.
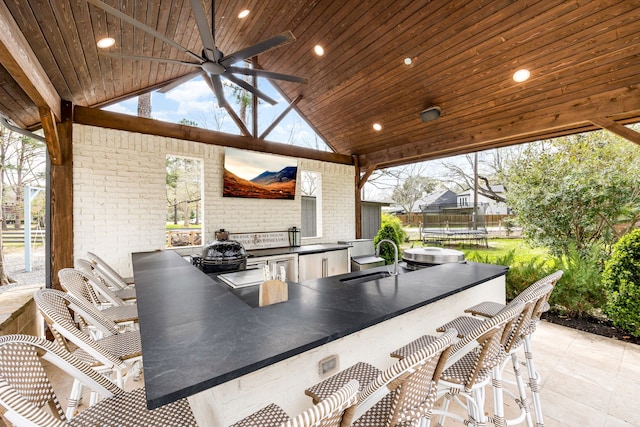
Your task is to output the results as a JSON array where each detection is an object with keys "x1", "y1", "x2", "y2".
[{"x1": 87, "y1": 0, "x2": 307, "y2": 108}]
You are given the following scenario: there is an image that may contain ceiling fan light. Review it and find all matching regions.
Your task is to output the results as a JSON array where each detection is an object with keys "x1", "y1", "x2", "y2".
[
  {"x1": 238, "y1": 9, "x2": 250, "y2": 19},
  {"x1": 314, "y1": 45, "x2": 325, "y2": 56},
  {"x1": 420, "y1": 106, "x2": 441, "y2": 122},
  {"x1": 97, "y1": 37, "x2": 115, "y2": 49},
  {"x1": 513, "y1": 68, "x2": 530, "y2": 82}
]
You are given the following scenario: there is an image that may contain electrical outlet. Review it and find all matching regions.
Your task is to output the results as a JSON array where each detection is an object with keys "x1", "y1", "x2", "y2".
[{"x1": 318, "y1": 355, "x2": 339, "y2": 376}]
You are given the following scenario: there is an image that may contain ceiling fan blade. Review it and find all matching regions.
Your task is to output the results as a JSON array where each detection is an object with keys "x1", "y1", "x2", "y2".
[
  {"x1": 203, "y1": 74, "x2": 227, "y2": 108},
  {"x1": 87, "y1": 0, "x2": 202, "y2": 62},
  {"x1": 223, "y1": 74, "x2": 278, "y2": 105},
  {"x1": 98, "y1": 52, "x2": 202, "y2": 67},
  {"x1": 189, "y1": 0, "x2": 217, "y2": 61},
  {"x1": 157, "y1": 71, "x2": 203, "y2": 93},
  {"x1": 227, "y1": 66, "x2": 308, "y2": 84},
  {"x1": 220, "y1": 31, "x2": 296, "y2": 67}
]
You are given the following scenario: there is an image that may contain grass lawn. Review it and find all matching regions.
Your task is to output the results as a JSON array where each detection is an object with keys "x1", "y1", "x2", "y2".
[{"x1": 402, "y1": 238, "x2": 551, "y2": 265}]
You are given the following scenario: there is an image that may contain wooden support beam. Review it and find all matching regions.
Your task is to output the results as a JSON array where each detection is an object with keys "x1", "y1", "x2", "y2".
[
  {"x1": 589, "y1": 117, "x2": 640, "y2": 146},
  {"x1": 73, "y1": 106, "x2": 353, "y2": 165},
  {"x1": 358, "y1": 165, "x2": 376, "y2": 190},
  {"x1": 50, "y1": 101, "x2": 74, "y2": 290},
  {"x1": 39, "y1": 107, "x2": 63, "y2": 165},
  {"x1": 0, "y1": 1, "x2": 63, "y2": 162},
  {"x1": 259, "y1": 95, "x2": 302, "y2": 140},
  {"x1": 353, "y1": 155, "x2": 362, "y2": 239}
]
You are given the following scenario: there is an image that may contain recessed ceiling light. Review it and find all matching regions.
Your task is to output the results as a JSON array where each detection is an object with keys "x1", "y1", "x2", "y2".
[
  {"x1": 96, "y1": 37, "x2": 115, "y2": 49},
  {"x1": 404, "y1": 57, "x2": 412, "y2": 65},
  {"x1": 314, "y1": 45, "x2": 325, "y2": 56},
  {"x1": 238, "y1": 9, "x2": 250, "y2": 19},
  {"x1": 513, "y1": 68, "x2": 531, "y2": 82},
  {"x1": 373, "y1": 123, "x2": 382, "y2": 131}
]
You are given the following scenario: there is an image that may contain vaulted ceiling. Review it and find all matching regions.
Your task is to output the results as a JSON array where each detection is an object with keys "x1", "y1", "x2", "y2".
[{"x1": 1, "y1": 0, "x2": 639, "y2": 170}]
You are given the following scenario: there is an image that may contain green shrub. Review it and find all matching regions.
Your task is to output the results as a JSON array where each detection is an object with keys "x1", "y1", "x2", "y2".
[
  {"x1": 466, "y1": 250, "x2": 548, "y2": 299},
  {"x1": 381, "y1": 213, "x2": 407, "y2": 243},
  {"x1": 547, "y1": 245, "x2": 605, "y2": 317},
  {"x1": 603, "y1": 229, "x2": 640, "y2": 337},
  {"x1": 374, "y1": 224, "x2": 401, "y2": 265}
]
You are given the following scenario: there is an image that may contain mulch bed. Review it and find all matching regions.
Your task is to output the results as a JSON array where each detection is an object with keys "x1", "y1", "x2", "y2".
[{"x1": 542, "y1": 311, "x2": 640, "y2": 345}]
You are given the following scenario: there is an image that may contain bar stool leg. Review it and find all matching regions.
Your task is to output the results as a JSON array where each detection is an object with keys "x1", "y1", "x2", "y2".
[
  {"x1": 66, "y1": 379, "x2": 83, "y2": 419},
  {"x1": 510, "y1": 351, "x2": 533, "y2": 426},
  {"x1": 524, "y1": 334, "x2": 545, "y2": 426}
]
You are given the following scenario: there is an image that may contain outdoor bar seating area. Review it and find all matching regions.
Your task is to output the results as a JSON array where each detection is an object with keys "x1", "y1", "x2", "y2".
[
  {"x1": 0, "y1": 1, "x2": 639, "y2": 426},
  {"x1": 0, "y1": 249, "x2": 567, "y2": 427}
]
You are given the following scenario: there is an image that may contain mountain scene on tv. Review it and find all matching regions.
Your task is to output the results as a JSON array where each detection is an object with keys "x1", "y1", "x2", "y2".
[{"x1": 223, "y1": 149, "x2": 297, "y2": 200}]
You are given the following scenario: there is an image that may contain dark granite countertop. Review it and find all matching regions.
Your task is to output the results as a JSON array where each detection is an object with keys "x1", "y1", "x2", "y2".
[
  {"x1": 132, "y1": 250, "x2": 507, "y2": 410},
  {"x1": 246, "y1": 243, "x2": 350, "y2": 258}
]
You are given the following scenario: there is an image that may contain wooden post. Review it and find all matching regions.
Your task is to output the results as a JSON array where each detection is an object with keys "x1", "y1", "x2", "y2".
[{"x1": 49, "y1": 101, "x2": 73, "y2": 290}]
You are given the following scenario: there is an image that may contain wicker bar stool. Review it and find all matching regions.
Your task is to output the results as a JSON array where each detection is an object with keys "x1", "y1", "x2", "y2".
[
  {"x1": 464, "y1": 271, "x2": 563, "y2": 427},
  {"x1": 59, "y1": 268, "x2": 138, "y2": 328},
  {"x1": 391, "y1": 302, "x2": 524, "y2": 427},
  {"x1": 436, "y1": 284, "x2": 552, "y2": 427},
  {"x1": 304, "y1": 329, "x2": 458, "y2": 427},
  {"x1": 0, "y1": 334, "x2": 196, "y2": 426},
  {"x1": 86, "y1": 251, "x2": 135, "y2": 289},
  {"x1": 76, "y1": 259, "x2": 136, "y2": 303},
  {"x1": 34, "y1": 289, "x2": 143, "y2": 418},
  {"x1": 230, "y1": 379, "x2": 359, "y2": 427}
]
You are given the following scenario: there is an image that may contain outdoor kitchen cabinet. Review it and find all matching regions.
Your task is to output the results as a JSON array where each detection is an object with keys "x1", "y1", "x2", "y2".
[
  {"x1": 298, "y1": 248, "x2": 349, "y2": 281},
  {"x1": 246, "y1": 254, "x2": 298, "y2": 282}
]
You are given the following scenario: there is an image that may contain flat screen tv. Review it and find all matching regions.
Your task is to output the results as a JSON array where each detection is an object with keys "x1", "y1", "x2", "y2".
[{"x1": 223, "y1": 148, "x2": 298, "y2": 200}]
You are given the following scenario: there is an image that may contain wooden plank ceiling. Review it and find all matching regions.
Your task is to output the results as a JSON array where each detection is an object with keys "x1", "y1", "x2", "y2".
[{"x1": 0, "y1": 0, "x2": 639, "y2": 169}]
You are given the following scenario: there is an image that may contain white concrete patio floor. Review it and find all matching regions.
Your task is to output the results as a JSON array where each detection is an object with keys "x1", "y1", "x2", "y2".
[
  {"x1": 27, "y1": 320, "x2": 640, "y2": 427},
  {"x1": 438, "y1": 320, "x2": 640, "y2": 427}
]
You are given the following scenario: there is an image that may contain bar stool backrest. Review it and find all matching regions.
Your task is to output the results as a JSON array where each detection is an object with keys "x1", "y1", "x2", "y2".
[
  {"x1": 86, "y1": 251, "x2": 129, "y2": 290},
  {"x1": 449, "y1": 301, "x2": 524, "y2": 391},
  {"x1": 74, "y1": 260, "x2": 127, "y2": 307},
  {"x1": 286, "y1": 379, "x2": 359, "y2": 427},
  {"x1": 33, "y1": 289, "x2": 125, "y2": 369},
  {"x1": 0, "y1": 334, "x2": 120, "y2": 427},
  {"x1": 59, "y1": 267, "x2": 101, "y2": 307},
  {"x1": 356, "y1": 329, "x2": 458, "y2": 426},
  {"x1": 501, "y1": 284, "x2": 553, "y2": 354}
]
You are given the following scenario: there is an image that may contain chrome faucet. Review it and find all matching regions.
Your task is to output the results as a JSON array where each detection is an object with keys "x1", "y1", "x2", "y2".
[{"x1": 375, "y1": 239, "x2": 399, "y2": 275}]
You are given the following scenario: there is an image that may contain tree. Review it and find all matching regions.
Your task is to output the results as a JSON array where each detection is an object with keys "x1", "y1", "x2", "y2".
[
  {"x1": 166, "y1": 156, "x2": 201, "y2": 227},
  {"x1": 391, "y1": 175, "x2": 438, "y2": 224},
  {"x1": 502, "y1": 129, "x2": 640, "y2": 256},
  {"x1": 440, "y1": 147, "x2": 524, "y2": 203},
  {"x1": 137, "y1": 92, "x2": 152, "y2": 118},
  {"x1": 0, "y1": 126, "x2": 45, "y2": 286}
]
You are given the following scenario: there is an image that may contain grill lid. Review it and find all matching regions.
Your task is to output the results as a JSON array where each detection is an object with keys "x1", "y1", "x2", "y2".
[
  {"x1": 202, "y1": 229, "x2": 246, "y2": 263},
  {"x1": 402, "y1": 247, "x2": 465, "y2": 265}
]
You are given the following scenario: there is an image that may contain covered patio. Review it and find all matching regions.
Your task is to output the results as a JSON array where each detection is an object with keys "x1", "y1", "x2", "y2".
[{"x1": 0, "y1": 1, "x2": 639, "y2": 426}]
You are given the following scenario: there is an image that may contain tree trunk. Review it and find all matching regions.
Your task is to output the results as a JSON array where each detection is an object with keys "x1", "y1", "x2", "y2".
[
  {"x1": 0, "y1": 180, "x2": 15, "y2": 285},
  {"x1": 138, "y1": 92, "x2": 152, "y2": 118}
]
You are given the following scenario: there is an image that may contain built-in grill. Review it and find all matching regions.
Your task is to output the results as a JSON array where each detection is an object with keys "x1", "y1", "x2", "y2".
[
  {"x1": 402, "y1": 247, "x2": 465, "y2": 270},
  {"x1": 192, "y1": 229, "x2": 247, "y2": 274}
]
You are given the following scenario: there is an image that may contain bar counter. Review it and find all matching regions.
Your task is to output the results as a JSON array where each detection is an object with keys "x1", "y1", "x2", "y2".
[{"x1": 132, "y1": 250, "x2": 507, "y2": 426}]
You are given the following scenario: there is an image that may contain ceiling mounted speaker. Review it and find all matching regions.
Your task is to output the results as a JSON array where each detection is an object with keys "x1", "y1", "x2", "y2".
[{"x1": 420, "y1": 106, "x2": 441, "y2": 122}]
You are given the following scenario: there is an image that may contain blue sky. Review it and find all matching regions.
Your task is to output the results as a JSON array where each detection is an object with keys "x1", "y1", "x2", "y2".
[{"x1": 103, "y1": 75, "x2": 330, "y2": 152}]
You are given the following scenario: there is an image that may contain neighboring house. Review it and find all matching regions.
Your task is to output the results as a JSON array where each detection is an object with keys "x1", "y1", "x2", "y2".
[
  {"x1": 417, "y1": 190, "x2": 458, "y2": 213},
  {"x1": 455, "y1": 185, "x2": 510, "y2": 215}
]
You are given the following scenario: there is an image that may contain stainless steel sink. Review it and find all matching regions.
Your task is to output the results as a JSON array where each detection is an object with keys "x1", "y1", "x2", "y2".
[{"x1": 339, "y1": 271, "x2": 392, "y2": 285}]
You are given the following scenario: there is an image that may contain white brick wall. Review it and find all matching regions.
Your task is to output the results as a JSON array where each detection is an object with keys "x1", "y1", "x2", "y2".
[{"x1": 73, "y1": 125, "x2": 355, "y2": 275}]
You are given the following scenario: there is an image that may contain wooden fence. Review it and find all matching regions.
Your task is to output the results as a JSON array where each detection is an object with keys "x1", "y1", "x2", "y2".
[{"x1": 1, "y1": 229, "x2": 46, "y2": 245}]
